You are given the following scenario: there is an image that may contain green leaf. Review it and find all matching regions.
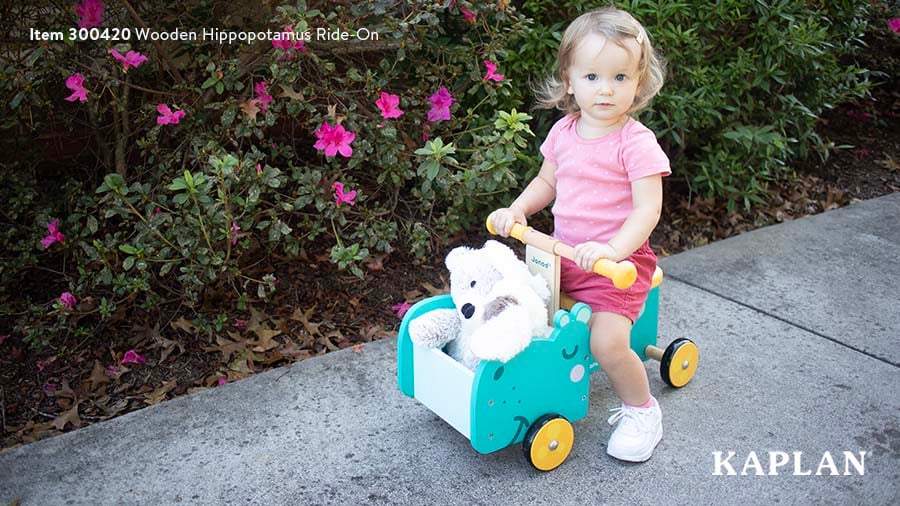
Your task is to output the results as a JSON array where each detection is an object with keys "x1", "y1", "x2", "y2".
[
  {"x1": 201, "y1": 77, "x2": 218, "y2": 90},
  {"x1": 168, "y1": 178, "x2": 188, "y2": 191},
  {"x1": 9, "y1": 91, "x2": 25, "y2": 110},
  {"x1": 118, "y1": 244, "x2": 139, "y2": 255},
  {"x1": 123, "y1": 256, "x2": 135, "y2": 271},
  {"x1": 215, "y1": 81, "x2": 224, "y2": 94},
  {"x1": 86, "y1": 216, "x2": 98, "y2": 235}
]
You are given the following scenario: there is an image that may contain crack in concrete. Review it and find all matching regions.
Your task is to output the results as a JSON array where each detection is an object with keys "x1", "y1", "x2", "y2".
[{"x1": 667, "y1": 276, "x2": 900, "y2": 370}]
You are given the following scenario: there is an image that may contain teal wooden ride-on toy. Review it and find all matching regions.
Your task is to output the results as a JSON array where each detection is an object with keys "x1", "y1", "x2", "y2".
[{"x1": 397, "y1": 220, "x2": 699, "y2": 471}]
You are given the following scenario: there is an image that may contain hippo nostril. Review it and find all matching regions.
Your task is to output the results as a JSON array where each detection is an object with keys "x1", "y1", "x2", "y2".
[{"x1": 461, "y1": 303, "x2": 475, "y2": 319}]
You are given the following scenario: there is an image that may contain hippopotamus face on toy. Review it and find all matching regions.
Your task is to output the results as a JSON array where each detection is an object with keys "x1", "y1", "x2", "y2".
[{"x1": 469, "y1": 303, "x2": 596, "y2": 454}]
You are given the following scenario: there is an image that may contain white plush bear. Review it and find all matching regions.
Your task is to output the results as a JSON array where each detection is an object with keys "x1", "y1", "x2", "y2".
[{"x1": 409, "y1": 240, "x2": 551, "y2": 370}]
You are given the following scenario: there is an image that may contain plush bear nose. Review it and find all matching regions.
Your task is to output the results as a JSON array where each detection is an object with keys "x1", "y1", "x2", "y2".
[{"x1": 461, "y1": 303, "x2": 475, "y2": 319}]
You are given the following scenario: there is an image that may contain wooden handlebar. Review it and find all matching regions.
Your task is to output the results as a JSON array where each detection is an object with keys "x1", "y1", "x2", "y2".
[{"x1": 486, "y1": 217, "x2": 637, "y2": 290}]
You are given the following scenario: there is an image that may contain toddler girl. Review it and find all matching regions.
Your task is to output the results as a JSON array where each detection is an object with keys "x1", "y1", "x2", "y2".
[{"x1": 489, "y1": 7, "x2": 669, "y2": 462}]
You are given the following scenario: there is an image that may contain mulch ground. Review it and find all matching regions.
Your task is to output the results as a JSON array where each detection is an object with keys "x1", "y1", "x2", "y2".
[{"x1": 2, "y1": 88, "x2": 898, "y2": 452}]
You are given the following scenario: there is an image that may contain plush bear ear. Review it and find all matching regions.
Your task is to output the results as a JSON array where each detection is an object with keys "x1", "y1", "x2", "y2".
[
  {"x1": 445, "y1": 245, "x2": 470, "y2": 273},
  {"x1": 483, "y1": 240, "x2": 522, "y2": 278}
]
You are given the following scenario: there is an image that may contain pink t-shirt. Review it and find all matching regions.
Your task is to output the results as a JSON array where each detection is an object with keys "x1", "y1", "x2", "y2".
[{"x1": 540, "y1": 114, "x2": 671, "y2": 245}]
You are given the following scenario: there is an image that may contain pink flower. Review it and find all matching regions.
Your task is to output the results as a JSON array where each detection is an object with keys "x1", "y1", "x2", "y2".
[
  {"x1": 392, "y1": 301, "x2": 412, "y2": 318},
  {"x1": 109, "y1": 48, "x2": 148, "y2": 72},
  {"x1": 460, "y1": 7, "x2": 476, "y2": 23},
  {"x1": 41, "y1": 218, "x2": 66, "y2": 249},
  {"x1": 483, "y1": 60, "x2": 505, "y2": 82},
  {"x1": 76, "y1": 0, "x2": 104, "y2": 29},
  {"x1": 156, "y1": 103, "x2": 185, "y2": 125},
  {"x1": 427, "y1": 86, "x2": 455, "y2": 122},
  {"x1": 64, "y1": 73, "x2": 88, "y2": 102},
  {"x1": 230, "y1": 220, "x2": 248, "y2": 245},
  {"x1": 332, "y1": 182, "x2": 357, "y2": 207},
  {"x1": 313, "y1": 122, "x2": 356, "y2": 158},
  {"x1": 422, "y1": 123, "x2": 431, "y2": 142},
  {"x1": 105, "y1": 364, "x2": 120, "y2": 377},
  {"x1": 232, "y1": 319, "x2": 248, "y2": 330},
  {"x1": 375, "y1": 92, "x2": 404, "y2": 119},
  {"x1": 256, "y1": 163, "x2": 263, "y2": 175},
  {"x1": 889, "y1": 18, "x2": 900, "y2": 34},
  {"x1": 154, "y1": 207, "x2": 161, "y2": 214},
  {"x1": 217, "y1": 377, "x2": 227, "y2": 386},
  {"x1": 121, "y1": 349, "x2": 146, "y2": 365},
  {"x1": 59, "y1": 292, "x2": 77, "y2": 310},
  {"x1": 255, "y1": 81, "x2": 273, "y2": 112},
  {"x1": 272, "y1": 26, "x2": 307, "y2": 59}
]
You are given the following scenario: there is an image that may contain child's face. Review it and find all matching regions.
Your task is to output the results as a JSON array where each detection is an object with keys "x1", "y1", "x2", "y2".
[{"x1": 566, "y1": 33, "x2": 641, "y2": 125}]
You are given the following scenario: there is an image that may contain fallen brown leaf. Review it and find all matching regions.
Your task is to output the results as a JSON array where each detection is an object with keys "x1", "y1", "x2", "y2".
[
  {"x1": 421, "y1": 282, "x2": 448, "y2": 296},
  {"x1": 402, "y1": 289, "x2": 423, "y2": 301},
  {"x1": 319, "y1": 331, "x2": 342, "y2": 351},
  {"x1": 278, "y1": 84, "x2": 304, "y2": 101},
  {"x1": 144, "y1": 380, "x2": 177, "y2": 406},
  {"x1": 171, "y1": 317, "x2": 197, "y2": 335},
  {"x1": 290, "y1": 307, "x2": 323, "y2": 337},
  {"x1": 240, "y1": 99, "x2": 260, "y2": 121},
  {"x1": 250, "y1": 324, "x2": 281, "y2": 352},
  {"x1": 52, "y1": 403, "x2": 81, "y2": 431},
  {"x1": 204, "y1": 334, "x2": 247, "y2": 361},
  {"x1": 87, "y1": 360, "x2": 110, "y2": 391}
]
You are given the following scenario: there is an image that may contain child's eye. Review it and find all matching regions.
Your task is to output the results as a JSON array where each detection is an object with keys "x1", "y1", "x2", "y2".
[
  {"x1": 586, "y1": 73, "x2": 597, "y2": 81},
  {"x1": 615, "y1": 74, "x2": 627, "y2": 82}
]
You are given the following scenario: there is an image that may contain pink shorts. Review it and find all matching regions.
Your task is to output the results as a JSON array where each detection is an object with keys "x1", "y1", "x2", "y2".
[{"x1": 560, "y1": 241, "x2": 658, "y2": 323}]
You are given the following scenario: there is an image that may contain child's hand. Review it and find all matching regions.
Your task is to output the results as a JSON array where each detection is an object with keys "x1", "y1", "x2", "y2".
[
  {"x1": 573, "y1": 241, "x2": 623, "y2": 272},
  {"x1": 488, "y1": 207, "x2": 527, "y2": 237}
]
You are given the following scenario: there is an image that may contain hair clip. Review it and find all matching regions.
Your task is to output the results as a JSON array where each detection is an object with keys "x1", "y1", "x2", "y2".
[{"x1": 635, "y1": 29, "x2": 644, "y2": 44}]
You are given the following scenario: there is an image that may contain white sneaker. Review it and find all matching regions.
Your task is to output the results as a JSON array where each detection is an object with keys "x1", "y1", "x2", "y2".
[{"x1": 606, "y1": 400, "x2": 663, "y2": 462}]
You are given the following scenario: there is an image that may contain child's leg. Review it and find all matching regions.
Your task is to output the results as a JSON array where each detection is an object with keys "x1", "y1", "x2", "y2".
[
  {"x1": 590, "y1": 311, "x2": 662, "y2": 462},
  {"x1": 589, "y1": 312, "x2": 650, "y2": 406}
]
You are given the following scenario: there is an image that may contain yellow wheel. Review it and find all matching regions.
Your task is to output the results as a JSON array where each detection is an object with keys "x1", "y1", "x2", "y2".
[
  {"x1": 523, "y1": 414, "x2": 574, "y2": 471},
  {"x1": 660, "y1": 338, "x2": 699, "y2": 388}
]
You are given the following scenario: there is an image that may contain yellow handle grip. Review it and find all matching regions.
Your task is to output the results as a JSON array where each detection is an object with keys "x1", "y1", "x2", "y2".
[{"x1": 486, "y1": 216, "x2": 637, "y2": 290}]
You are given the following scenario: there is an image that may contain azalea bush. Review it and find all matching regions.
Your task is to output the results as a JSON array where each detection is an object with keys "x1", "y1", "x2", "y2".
[
  {"x1": 2, "y1": 0, "x2": 535, "y2": 349},
  {"x1": 0, "y1": 0, "x2": 883, "y2": 350}
]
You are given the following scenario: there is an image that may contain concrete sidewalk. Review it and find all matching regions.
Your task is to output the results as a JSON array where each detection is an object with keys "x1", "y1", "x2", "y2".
[{"x1": 2, "y1": 194, "x2": 898, "y2": 505}]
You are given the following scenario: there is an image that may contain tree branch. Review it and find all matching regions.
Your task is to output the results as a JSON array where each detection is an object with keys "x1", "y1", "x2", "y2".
[{"x1": 119, "y1": 0, "x2": 186, "y2": 85}]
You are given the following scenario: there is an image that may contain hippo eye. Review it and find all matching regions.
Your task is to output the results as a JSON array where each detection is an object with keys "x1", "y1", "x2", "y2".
[{"x1": 470, "y1": 280, "x2": 476, "y2": 288}]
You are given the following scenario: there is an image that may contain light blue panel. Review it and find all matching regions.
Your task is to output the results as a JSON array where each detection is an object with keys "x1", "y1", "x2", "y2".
[
  {"x1": 413, "y1": 344, "x2": 474, "y2": 439},
  {"x1": 469, "y1": 303, "x2": 594, "y2": 454},
  {"x1": 397, "y1": 294, "x2": 456, "y2": 397}
]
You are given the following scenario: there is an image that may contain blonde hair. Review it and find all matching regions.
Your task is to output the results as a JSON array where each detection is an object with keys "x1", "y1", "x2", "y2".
[{"x1": 535, "y1": 7, "x2": 666, "y2": 115}]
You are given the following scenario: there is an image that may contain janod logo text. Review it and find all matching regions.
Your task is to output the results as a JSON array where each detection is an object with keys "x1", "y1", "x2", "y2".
[{"x1": 712, "y1": 451, "x2": 868, "y2": 476}]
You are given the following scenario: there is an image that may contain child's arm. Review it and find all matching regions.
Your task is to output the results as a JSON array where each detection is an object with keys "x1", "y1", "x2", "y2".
[
  {"x1": 573, "y1": 174, "x2": 662, "y2": 268},
  {"x1": 488, "y1": 158, "x2": 557, "y2": 237}
]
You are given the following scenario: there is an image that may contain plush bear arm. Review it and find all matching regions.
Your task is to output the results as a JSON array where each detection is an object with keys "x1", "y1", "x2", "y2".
[
  {"x1": 408, "y1": 308, "x2": 461, "y2": 348},
  {"x1": 469, "y1": 304, "x2": 533, "y2": 363}
]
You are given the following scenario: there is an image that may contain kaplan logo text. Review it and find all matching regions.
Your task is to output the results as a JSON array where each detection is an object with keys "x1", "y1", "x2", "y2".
[{"x1": 712, "y1": 451, "x2": 866, "y2": 476}]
